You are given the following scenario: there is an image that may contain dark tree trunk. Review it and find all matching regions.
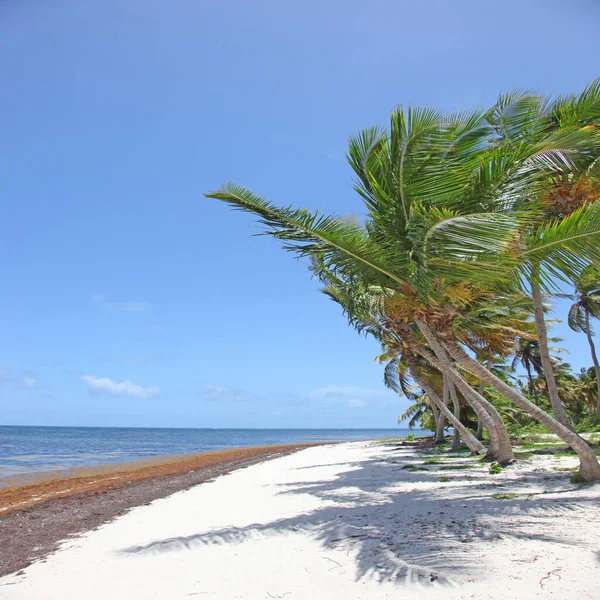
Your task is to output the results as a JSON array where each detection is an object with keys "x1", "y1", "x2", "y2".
[{"x1": 584, "y1": 309, "x2": 600, "y2": 419}]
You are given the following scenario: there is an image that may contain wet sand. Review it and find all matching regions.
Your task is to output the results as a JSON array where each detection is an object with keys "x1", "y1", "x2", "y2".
[{"x1": 0, "y1": 443, "x2": 325, "y2": 577}]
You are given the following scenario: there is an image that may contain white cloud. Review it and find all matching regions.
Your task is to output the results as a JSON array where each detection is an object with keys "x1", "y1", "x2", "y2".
[
  {"x1": 22, "y1": 376, "x2": 37, "y2": 389},
  {"x1": 91, "y1": 294, "x2": 150, "y2": 313},
  {"x1": 202, "y1": 384, "x2": 249, "y2": 402},
  {"x1": 0, "y1": 366, "x2": 38, "y2": 390},
  {"x1": 81, "y1": 375, "x2": 160, "y2": 399},
  {"x1": 347, "y1": 398, "x2": 367, "y2": 408}
]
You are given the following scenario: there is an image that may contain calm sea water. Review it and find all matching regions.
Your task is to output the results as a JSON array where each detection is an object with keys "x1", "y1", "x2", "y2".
[{"x1": 0, "y1": 426, "x2": 426, "y2": 480}]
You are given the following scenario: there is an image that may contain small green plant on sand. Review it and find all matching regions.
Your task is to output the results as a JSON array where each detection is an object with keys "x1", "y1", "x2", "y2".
[
  {"x1": 424, "y1": 457, "x2": 441, "y2": 465},
  {"x1": 402, "y1": 464, "x2": 427, "y2": 471},
  {"x1": 570, "y1": 472, "x2": 586, "y2": 484},
  {"x1": 428, "y1": 443, "x2": 450, "y2": 455},
  {"x1": 439, "y1": 476, "x2": 449, "y2": 482},
  {"x1": 405, "y1": 433, "x2": 415, "y2": 442},
  {"x1": 489, "y1": 462, "x2": 503, "y2": 475},
  {"x1": 492, "y1": 493, "x2": 519, "y2": 500}
]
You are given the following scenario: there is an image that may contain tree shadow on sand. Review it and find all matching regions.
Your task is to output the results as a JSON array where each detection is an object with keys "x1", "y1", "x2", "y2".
[{"x1": 118, "y1": 446, "x2": 599, "y2": 588}]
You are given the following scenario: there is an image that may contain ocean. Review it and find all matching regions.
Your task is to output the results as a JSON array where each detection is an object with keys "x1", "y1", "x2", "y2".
[{"x1": 0, "y1": 426, "x2": 426, "y2": 480}]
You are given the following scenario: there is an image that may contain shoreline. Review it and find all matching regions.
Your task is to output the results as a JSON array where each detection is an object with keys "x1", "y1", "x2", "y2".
[{"x1": 0, "y1": 442, "x2": 327, "y2": 577}]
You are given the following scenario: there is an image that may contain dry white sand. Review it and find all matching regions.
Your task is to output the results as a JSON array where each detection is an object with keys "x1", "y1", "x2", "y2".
[{"x1": 1, "y1": 441, "x2": 599, "y2": 599}]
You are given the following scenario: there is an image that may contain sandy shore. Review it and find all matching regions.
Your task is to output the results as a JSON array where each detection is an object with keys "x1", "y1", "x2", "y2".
[
  {"x1": 0, "y1": 443, "x2": 324, "y2": 577},
  {"x1": 1, "y1": 441, "x2": 599, "y2": 599}
]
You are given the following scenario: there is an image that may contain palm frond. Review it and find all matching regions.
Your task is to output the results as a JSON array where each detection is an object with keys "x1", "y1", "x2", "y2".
[
  {"x1": 523, "y1": 202, "x2": 600, "y2": 286},
  {"x1": 205, "y1": 183, "x2": 410, "y2": 287}
]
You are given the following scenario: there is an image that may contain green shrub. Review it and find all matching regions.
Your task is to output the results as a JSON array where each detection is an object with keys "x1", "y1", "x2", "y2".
[
  {"x1": 489, "y1": 462, "x2": 503, "y2": 475},
  {"x1": 439, "y1": 476, "x2": 449, "y2": 482},
  {"x1": 405, "y1": 433, "x2": 415, "y2": 442},
  {"x1": 492, "y1": 492, "x2": 519, "y2": 500},
  {"x1": 574, "y1": 419, "x2": 600, "y2": 434},
  {"x1": 428, "y1": 443, "x2": 450, "y2": 455},
  {"x1": 424, "y1": 458, "x2": 441, "y2": 465}
]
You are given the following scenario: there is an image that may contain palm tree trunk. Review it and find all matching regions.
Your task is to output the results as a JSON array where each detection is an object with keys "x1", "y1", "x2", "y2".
[
  {"x1": 525, "y1": 361, "x2": 540, "y2": 402},
  {"x1": 442, "y1": 338, "x2": 600, "y2": 482},
  {"x1": 451, "y1": 370, "x2": 513, "y2": 463},
  {"x1": 584, "y1": 308, "x2": 600, "y2": 419},
  {"x1": 475, "y1": 419, "x2": 484, "y2": 440},
  {"x1": 434, "y1": 375, "x2": 449, "y2": 443},
  {"x1": 412, "y1": 344, "x2": 501, "y2": 458},
  {"x1": 413, "y1": 321, "x2": 514, "y2": 464},
  {"x1": 407, "y1": 360, "x2": 484, "y2": 455},
  {"x1": 474, "y1": 359, "x2": 491, "y2": 439},
  {"x1": 448, "y1": 379, "x2": 463, "y2": 451},
  {"x1": 530, "y1": 268, "x2": 569, "y2": 427},
  {"x1": 430, "y1": 400, "x2": 440, "y2": 435}
]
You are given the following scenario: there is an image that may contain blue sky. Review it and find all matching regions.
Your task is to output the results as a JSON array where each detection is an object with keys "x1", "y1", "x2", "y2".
[{"x1": 0, "y1": 0, "x2": 598, "y2": 428}]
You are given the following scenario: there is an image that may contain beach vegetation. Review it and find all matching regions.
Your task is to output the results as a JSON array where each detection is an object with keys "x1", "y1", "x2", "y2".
[
  {"x1": 488, "y1": 462, "x2": 503, "y2": 475},
  {"x1": 206, "y1": 79, "x2": 600, "y2": 481}
]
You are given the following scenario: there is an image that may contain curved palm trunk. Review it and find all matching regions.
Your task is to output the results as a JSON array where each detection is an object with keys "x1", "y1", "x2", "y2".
[
  {"x1": 407, "y1": 361, "x2": 485, "y2": 455},
  {"x1": 531, "y1": 271, "x2": 569, "y2": 427},
  {"x1": 443, "y1": 338, "x2": 600, "y2": 482},
  {"x1": 474, "y1": 359, "x2": 491, "y2": 439},
  {"x1": 414, "y1": 320, "x2": 514, "y2": 465},
  {"x1": 453, "y1": 372, "x2": 513, "y2": 463},
  {"x1": 448, "y1": 380, "x2": 464, "y2": 450},
  {"x1": 584, "y1": 309, "x2": 600, "y2": 419},
  {"x1": 434, "y1": 376, "x2": 449, "y2": 443},
  {"x1": 413, "y1": 345, "x2": 500, "y2": 457}
]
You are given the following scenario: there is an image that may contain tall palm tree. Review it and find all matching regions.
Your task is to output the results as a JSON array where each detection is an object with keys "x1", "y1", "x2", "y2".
[
  {"x1": 488, "y1": 80, "x2": 600, "y2": 427},
  {"x1": 568, "y1": 268, "x2": 600, "y2": 418}
]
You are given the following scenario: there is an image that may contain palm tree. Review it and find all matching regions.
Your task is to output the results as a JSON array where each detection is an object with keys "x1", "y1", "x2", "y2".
[
  {"x1": 512, "y1": 339, "x2": 544, "y2": 400},
  {"x1": 205, "y1": 87, "x2": 600, "y2": 480},
  {"x1": 398, "y1": 396, "x2": 432, "y2": 430},
  {"x1": 568, "y1": 268, "x2": 600, "y2": 418},
  {"x1": 511, "y1": 337, "x2": 567, "y2": 402},
  {"x1": 488, "y1": 81, "x2": 600, "y2": 427},
  {"x1": 321, "y1": 275, "x2": 486, "y2": 454}
]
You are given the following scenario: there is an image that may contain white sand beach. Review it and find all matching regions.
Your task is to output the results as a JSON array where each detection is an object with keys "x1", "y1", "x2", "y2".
[{"x1": 1, "y1": 441, "x2": 599, "y2": 600}]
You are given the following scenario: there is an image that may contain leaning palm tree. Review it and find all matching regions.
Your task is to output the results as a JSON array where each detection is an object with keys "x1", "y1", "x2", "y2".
[
  {"x1": 567, "y1": 267, "x2": 600, "y2": 418},
  {"x1": 206, "y1": 88, "x2": 600, "y2": 480}
]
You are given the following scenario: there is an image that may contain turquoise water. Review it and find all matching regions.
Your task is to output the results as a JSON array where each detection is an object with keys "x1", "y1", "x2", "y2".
[{"x1": 0, "y1": 426, "x2": 426, "y2": 480}]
